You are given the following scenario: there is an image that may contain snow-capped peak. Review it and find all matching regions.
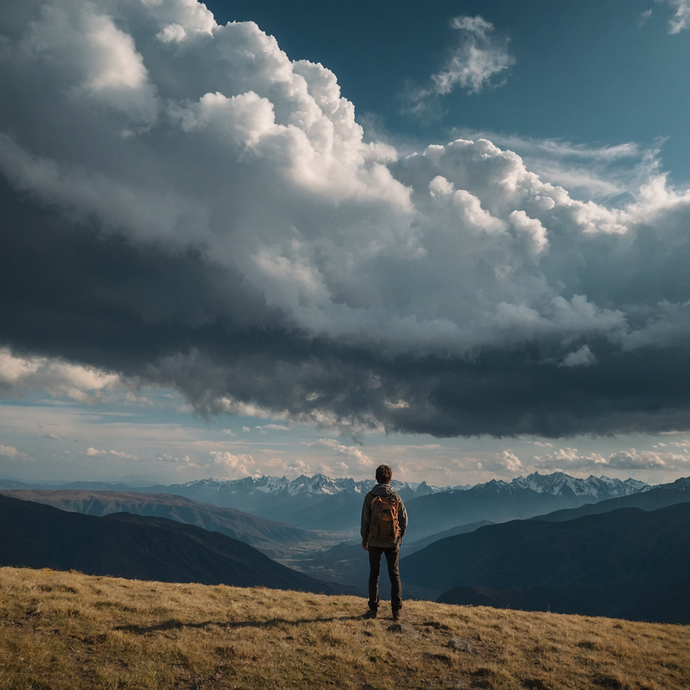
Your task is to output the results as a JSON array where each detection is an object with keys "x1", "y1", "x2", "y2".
[{"x1": 506, "y1": 472, "x2": 647, "y2": 498}]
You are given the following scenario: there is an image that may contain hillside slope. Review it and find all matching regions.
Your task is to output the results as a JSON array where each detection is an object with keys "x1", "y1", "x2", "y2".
[
  {"x1": 1, "y1": 567, "x2": 688, "y2": 690},
  {"x1": 402, "y1": 502, "x2": 690, "y2": 623},
  {"x1": 0, "y1": 494, "x2": 337, "y2": 593}
]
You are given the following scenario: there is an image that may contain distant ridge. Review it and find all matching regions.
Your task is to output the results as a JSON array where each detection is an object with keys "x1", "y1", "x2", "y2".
[
  {"x1": 0, "y1": 494, "x2": 341, "y2": 594},
  {"x1": 402, "y1": 471, "x2": 648, "y2": 539},
  {"x1": 534, "y1": 475, "x2": 690, "y2": 522}
]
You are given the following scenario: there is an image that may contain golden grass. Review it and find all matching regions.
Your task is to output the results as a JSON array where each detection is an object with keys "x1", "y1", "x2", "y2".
[{"x1": 0, "y1": 566, "x2": 688, "y2": 689}]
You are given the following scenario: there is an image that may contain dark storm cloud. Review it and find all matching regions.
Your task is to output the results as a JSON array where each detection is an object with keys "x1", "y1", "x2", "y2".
[
  {"x1": 3, "y1": 0, "x2": 690, "y2": 438},
  {"x1": 4, "y1": 174, "x2": 690, "y2": 439}
]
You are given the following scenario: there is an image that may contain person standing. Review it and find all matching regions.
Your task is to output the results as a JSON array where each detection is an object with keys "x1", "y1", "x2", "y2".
[{"x1": 361, "y1": 464, "x2": 408, "y2": 621}]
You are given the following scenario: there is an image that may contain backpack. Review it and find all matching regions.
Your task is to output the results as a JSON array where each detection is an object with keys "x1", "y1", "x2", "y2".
[{"x1": 369, "y1": 494, "x2": 401, "y2": 541}]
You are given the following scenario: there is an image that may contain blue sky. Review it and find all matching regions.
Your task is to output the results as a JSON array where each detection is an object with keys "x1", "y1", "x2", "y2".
[{"x1": 2, "y1": 0, "x2": 690, "y2": 487}]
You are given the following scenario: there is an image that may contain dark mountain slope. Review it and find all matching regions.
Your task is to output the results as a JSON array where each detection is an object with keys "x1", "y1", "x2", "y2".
[
  {"x1": 0, "y1": 490, "x2": 312, "y2": 558},
  {"x1": 437, "y1": 586, "x2": 577, "y2": 613},
  {"x1": 403, "y1": 488, "x2": 583, "y2": 539},
  {"x1": 402, "y1": 502, "x2": 690, "y2": 623},
  {"x1": 401, "y1": 521, "x2": 495, "y2": 554},
  {"x1": 0, "y1": 494, "x2": 338, "y2": 593}
]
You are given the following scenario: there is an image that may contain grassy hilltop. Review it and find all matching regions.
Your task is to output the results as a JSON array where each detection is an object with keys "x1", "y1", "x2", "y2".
[{"x1": 1, "y1": 567, "x2": 689, "y2": 690}]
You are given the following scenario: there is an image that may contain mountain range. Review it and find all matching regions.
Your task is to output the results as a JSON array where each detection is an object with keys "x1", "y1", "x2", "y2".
[
  {"x1": 532, "y1": 475, "x2": 690, "y2": 523},
  {"x1": 126, "y1": 474, "x2": 447, "y2": 533},
  {"x1": 0, "y1": 474, "x2": 444, "y2": 533},
  {"x1": 0, "y1": 471, "x2": 650, "y2": 538}
]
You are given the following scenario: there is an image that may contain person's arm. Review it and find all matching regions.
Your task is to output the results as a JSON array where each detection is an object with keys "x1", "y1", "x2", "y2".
[
  {"x1": 361, "y1": 494, "x2": 371, "y2": 550},
  {"x1": 397, "y1": 496, "x2": 408, "y2": 541}
]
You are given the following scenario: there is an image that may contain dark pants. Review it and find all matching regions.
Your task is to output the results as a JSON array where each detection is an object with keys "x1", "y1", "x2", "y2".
[{"x1": 368, "y1": 545, "x2": 402, "y2": 612}]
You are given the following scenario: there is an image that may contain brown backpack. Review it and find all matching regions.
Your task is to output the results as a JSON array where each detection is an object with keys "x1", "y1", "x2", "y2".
[{"x1": 369, "y1": 494, "x2": 401, "y2": 541}]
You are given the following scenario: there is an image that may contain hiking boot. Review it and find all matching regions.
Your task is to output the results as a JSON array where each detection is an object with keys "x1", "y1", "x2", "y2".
[
  {"x1": 392, "y1": 609, "x2": 401, "y2": 621},
  {"x1": 362, "y1": 609, "x2": 377, "y2": 620}
]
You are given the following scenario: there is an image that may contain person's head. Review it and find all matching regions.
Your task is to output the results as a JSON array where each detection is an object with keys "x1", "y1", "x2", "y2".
[{"x1": 375, "y1": 464, "x2": 393, "y2": 485}]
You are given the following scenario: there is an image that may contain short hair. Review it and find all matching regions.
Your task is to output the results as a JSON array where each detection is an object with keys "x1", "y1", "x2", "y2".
[{"x1": 375, "y1": 464, "x2": 393, "y2": 484}]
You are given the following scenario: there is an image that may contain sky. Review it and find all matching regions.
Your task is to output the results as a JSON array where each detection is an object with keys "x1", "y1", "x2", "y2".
[{"x1": 2, "y1": 0, "x2": 690, "y2": 487}]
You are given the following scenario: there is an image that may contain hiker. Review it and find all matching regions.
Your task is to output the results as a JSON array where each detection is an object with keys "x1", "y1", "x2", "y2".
[{"x1": 361, "y1": 464, "x2": 408, "y2": 621}]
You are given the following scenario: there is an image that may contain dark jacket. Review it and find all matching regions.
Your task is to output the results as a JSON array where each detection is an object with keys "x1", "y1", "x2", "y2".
[{"x1": 361, "y1": 483, "x2": 408, "y2": 548}]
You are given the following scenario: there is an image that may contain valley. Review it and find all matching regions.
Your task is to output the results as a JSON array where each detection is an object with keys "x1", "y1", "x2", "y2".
[{"x1": 3, "y1": 470, "x2": 690, "y2": 623}]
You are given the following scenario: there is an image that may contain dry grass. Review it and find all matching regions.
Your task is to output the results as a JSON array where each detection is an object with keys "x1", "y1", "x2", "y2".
[{"x1": 0, "y1": 567, "x2": 688, "y2": 689}]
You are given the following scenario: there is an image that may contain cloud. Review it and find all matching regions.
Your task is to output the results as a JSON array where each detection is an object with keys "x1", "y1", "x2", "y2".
[
  {"x1": 561, "y1": 345, "x2": 596, "y2": 368},
  {"x1": 287, "y1": 459, "x2": 308, "y2": 475},
  {"x1": 496, "y1": 450, "x2": 524, "y2": 473},
  {"x1": 86, "y1": 447, "x2": 137, "y2": 459},
  {"x1": 431, "y1": 16, "x2": 515, "y2": 95},
  {"x1": 149, "y1": 450, "x2": 254, "y2": 478},
  {"x1": 0, "y1": 348, "x2": 122, "y2": 403},
  {"x1": 307, "y1": 438, "x2": 374, "y2": 469},
  {"x1": 472, "y1": 449, "x2": 524, "y2": 475},
  {"x1": 3, "y1": 1, "x2": 690, "y2": 440},
  {"x1": 531, "y1": 446, "x2": 690, "y2": 472},
  {"x1": 606, "y1": 449, "x2": 668, "y2": 469},
  {"x1": 208, "y1": 451, "x2": 255, "y2": 476},
  {"x1": 0, "y1": 444, "x2": 28, "y2": 459},
  {"x1": 403, "y1": 15, "x2": 515, "y2": 118},
  {"x1": 658, "y1": 0, "x2": 690, "y2": 33},
  {"x1": 449, "y1": 130, "x2": 666, "y2": 202}
]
